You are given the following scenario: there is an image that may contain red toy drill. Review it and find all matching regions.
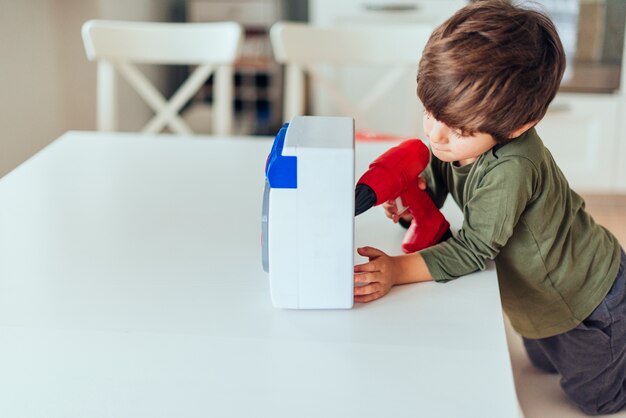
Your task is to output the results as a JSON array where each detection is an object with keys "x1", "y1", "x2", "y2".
[{"x1": 354, "y1": 139, "x2": 451, "y2": 253}]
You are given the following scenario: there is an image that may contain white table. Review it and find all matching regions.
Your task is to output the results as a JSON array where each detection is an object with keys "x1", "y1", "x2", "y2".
[{"x1": 0, "y1": 131, "x2": 519, "y2": 418}]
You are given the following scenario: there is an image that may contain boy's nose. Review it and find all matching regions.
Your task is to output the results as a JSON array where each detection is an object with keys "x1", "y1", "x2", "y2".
[{"x1": 429, "y1": 120, "x2": 449, "y2": 144}]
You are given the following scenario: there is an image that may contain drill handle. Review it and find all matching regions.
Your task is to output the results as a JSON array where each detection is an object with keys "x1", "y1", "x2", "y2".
[
  {"x1": 399, "y1": 184, "x2": 451, "y2": 253},
  {"x1": 399, "y1": 183, "x2": 440, "y2": 220}
]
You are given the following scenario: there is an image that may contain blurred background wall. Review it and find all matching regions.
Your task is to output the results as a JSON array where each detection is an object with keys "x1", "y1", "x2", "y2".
[
  {"x1": 0, "y1": 0, "x2": 623, "y2": 189},
  {"x1": 0, "y1": 0, "x2": 183, "y2": 178}
]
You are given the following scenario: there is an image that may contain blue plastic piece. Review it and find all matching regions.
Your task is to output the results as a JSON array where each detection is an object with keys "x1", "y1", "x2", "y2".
[{"x1": 265, "y1": 123, "x2": 297, "y2": 189}]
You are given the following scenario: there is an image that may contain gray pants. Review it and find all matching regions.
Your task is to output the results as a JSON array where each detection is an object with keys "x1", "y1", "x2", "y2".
[{"x1": 523, "y1": 249, "x2": 626, "y2": 415}]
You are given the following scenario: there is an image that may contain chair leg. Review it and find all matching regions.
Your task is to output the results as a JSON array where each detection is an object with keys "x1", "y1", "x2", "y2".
[
  {"x1": 283, "y1": 64, "x2": 305, "y2": 123},
  {"x1": 115, "y1": 62, "x2": 191, "y2": 134},
  {"x1": 144, "y1": 64, "x2": 214, "y2": 135},
  {"x1": 213, "y1": 65, "x2": 234, "y2": 136},
  {"x1": 97, "y1": 60, "x2": 117, "y2": 131}
]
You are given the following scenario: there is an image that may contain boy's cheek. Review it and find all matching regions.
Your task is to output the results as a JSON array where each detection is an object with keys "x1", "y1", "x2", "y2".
[{"x1": 431, "y1": 149, "x2": 453, "y2": 162}]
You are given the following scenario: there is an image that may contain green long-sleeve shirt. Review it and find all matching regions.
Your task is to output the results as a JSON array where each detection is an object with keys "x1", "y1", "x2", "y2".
[{"x1": 419, "y1": 128, "x2": 621, "y2": 339}]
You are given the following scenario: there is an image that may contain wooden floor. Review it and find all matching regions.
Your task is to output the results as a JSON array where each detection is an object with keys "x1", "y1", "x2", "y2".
[
  {"x1": 508, "y1": 193, "x2": 626, "y2": 418},
  {"x1": 583, "y1": 194, "x2": 626, "y2": 246}
]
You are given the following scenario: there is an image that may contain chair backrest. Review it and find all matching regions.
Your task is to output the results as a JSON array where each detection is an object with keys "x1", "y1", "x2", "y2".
[
  {"x1": 270, "y1": 22, "x2": 433, "y2": 137},
  {"x1": 82, "y1": 20, "x2": 243, "y2": 135}
]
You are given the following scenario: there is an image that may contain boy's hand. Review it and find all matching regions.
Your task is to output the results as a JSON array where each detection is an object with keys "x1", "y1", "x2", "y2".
[
  {"x1": 383, "y1": 200, "x2": 413, "y2": 224},
  {"x1": 353, "y1": 246, "x2": 400, "y2": 303},
  {"x1": 382, "y1": 177, "x2": 427, "y2": 223}
]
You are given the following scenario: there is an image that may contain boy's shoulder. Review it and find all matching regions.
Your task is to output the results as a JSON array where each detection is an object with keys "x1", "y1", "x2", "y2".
[
  {"x1": 473, "y1": 128, "x2": 548, "y2": 189},
  {"x1": 488, "y1": 127, "x2": 546, "y2": 167}
]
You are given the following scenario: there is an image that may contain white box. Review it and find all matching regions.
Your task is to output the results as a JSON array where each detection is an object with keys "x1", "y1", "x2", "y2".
[{"x1": 262, "y1": 116, "x2": 355, "y2": 309}]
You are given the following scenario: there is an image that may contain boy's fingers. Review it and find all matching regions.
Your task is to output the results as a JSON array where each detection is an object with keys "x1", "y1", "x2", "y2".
[
  {"x1": 354, "y1": 262, "x2": 377, "y2": 273},
  {"x1": 357, "y1": 246, "x2": 384, "y2": 258},
  {"x1": 354, "y1": 290, "x2": 385, "y2": 303},
  {"x1": 353, "y1": 282, "x2": 381, "y2": 296},
  {"x1": 417, "y1": 177, "x2": 427, "y2": 190},
  {"x1": 384, "y1": 201, "x2": 397, "y2": 212},
  {"x1": 354, "y1": 270, "x2": 378, "y2": 282}
]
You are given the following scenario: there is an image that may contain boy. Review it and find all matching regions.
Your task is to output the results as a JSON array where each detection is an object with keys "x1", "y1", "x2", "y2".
[{"x1": 353, "y1": 1, "x2": 626, "y2": 415}]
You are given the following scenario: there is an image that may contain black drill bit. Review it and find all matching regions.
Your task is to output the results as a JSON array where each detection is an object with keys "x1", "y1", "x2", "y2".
[{"x1": 354, "y1": 183, "x2": 377, "y2": 216}]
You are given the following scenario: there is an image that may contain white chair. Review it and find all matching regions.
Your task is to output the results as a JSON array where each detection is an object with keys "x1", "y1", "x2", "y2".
[
  {"x1": 270, "y1": 22, "x2": 433, "y2": 137},
  {"x1": 82, "y1": 20, "x2": 243, "y2": 135}
]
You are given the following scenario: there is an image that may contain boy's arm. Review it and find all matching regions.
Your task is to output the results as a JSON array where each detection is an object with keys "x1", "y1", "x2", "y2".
[
  {"x1": 420, "y1": 158, "x2": 537, "y2": 282},
  {"x1": 353, "y1": 156, "x2": 535, "y2": 301},
  {"x1": 394, "y1": 251, "x2": 433, "y2": 283},
  {"x1": 354, "y1": 246, "x2": 432, "y2": 303}
]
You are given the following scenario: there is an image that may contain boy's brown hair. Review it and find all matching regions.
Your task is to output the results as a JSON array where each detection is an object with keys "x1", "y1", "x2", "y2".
[{"x1": 416, "y1": 0, "x2": 566, "y2": 143}]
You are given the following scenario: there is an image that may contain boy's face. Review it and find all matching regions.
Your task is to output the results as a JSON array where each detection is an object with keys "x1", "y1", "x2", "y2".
[{"x1": 423, "y1": 111, "x2": 497, "y2": 164}]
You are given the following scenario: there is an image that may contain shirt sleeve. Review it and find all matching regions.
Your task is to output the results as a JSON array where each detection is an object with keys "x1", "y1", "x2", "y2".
[{"x1": 420, "y1": 157, "x2": 538, "y2": 282}]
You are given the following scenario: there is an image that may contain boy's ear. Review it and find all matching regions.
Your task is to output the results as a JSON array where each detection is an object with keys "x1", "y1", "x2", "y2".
[{"x1": 508, "y1": 120, "x2": 540, "y2": 138}]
